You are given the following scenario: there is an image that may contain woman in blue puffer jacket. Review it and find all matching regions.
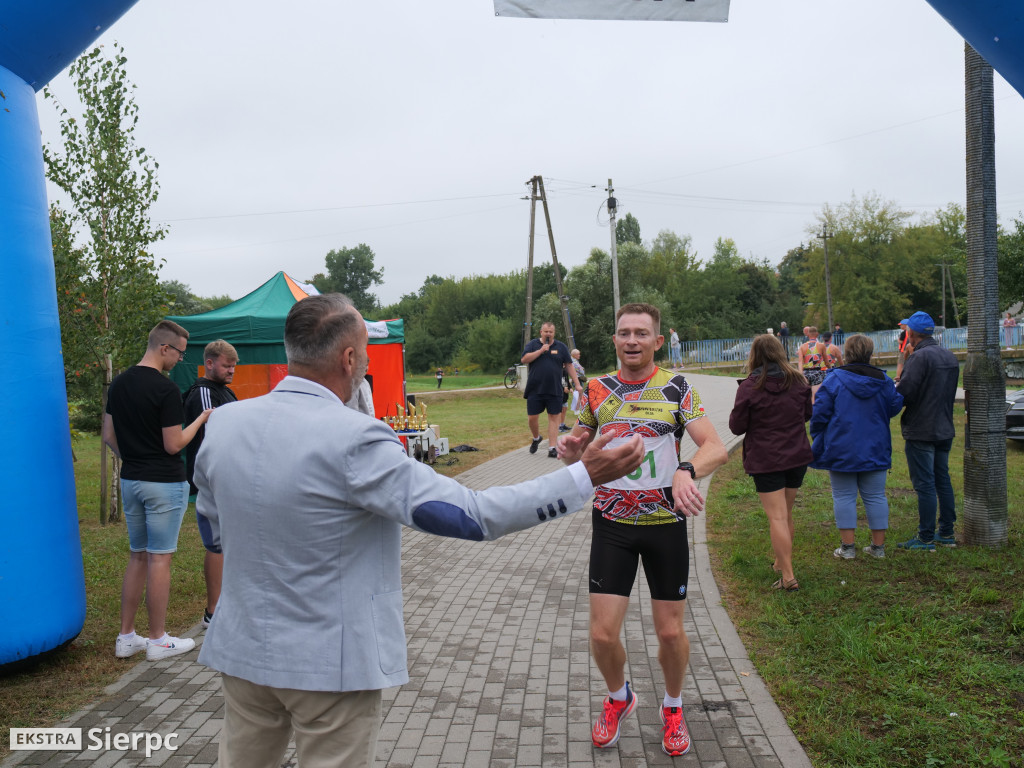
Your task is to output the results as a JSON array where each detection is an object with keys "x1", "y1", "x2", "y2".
[{"x1": 810, "y1": 334, "x2": 904, "y2": 560}]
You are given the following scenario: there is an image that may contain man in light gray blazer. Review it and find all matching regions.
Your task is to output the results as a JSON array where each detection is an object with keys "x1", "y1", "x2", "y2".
[{"x1": 195, "y1": 294, "x2": 644, "y2": 768}]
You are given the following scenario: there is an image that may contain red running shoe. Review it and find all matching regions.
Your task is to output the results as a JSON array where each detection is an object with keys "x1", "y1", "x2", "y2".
[
  {"x1": 660, "y1": 706, "x2": 691, "y2": 756},
  {"x1": 591, "y1": 682, "x2": 639, "y2": 748}
]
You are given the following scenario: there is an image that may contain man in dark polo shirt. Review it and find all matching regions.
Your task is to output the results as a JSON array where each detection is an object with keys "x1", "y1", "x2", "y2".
[
  {"x1": 521, "y1": 321, "x2": 582, "y2": 457},
  {"x1": 102, "y1": 320, "x2": 212, "y2": 661}
]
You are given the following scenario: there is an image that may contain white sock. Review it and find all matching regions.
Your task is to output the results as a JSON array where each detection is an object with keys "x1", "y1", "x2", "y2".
[
  {"x1": 118, "y1": 632, "x2": 136, "y2": 641},
  {"x1": 663, "y1": 693, "x2": 682, "y2": 709},
  {"x1": 147, "y1": 633, "x2": 169, "y2": 644},
  {"x1": 609, "y1": 684, "x2": 628, "y2": 702}
]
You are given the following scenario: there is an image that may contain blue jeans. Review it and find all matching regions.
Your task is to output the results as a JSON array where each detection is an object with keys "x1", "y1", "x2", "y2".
[
  {"x1": 670, "y1": 345, "x2": 682, "y2": 366},
  {"x1": 122, "y1": 479, "x2": 188, "y2": 554},
  {"x1": 904, "y1": 439, "x2": 956, "y2": 541},
  {"x1": 830, "y1": 470, "x2": 889, "y2": 530}
]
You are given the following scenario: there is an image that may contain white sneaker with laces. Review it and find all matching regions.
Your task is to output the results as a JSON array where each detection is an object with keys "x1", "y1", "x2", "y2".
[
  {"x1": 115, "y1": 632, "x2": 148, "y2": 658},
  {"x1": 146, "y1": 634, "x2": 196, "y2": 661},
  {"x1": 833, "y1": 544, "x2": 856, "y2": 560}
]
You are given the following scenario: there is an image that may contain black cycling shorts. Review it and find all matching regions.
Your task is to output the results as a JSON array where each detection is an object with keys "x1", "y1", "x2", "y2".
[{"x1": 589, "y1": 507, "x2": 689, "y2": 601}]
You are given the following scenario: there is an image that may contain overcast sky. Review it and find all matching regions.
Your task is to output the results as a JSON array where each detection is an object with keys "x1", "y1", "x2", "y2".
[{"x1": 36, "y1": 0, "x2": 1024, "y2": 310}]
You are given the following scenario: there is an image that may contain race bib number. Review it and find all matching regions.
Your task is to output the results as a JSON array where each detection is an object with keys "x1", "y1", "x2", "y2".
[{"x1": 602, "y1": 433, "x2": 677, "y2": 490}]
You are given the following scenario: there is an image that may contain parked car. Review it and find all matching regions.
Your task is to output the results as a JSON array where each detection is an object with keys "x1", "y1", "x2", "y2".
[
  {"x1": 721, "y1": 341, "x2": 752, "y2": 361},
  {"x1": 1007, "y1": 389, "x2": 1024, "y2": 440}
]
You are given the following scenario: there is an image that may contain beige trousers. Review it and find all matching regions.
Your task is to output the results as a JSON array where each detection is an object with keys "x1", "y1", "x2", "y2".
[{"x1": 219, "y1": 674, "x2": 382, "y2": 768}]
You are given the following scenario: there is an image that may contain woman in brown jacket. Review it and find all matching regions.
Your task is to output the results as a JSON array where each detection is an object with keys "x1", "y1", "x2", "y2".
[{"x1": 729, "y1": 335, "x2": 813, "y2": 591}]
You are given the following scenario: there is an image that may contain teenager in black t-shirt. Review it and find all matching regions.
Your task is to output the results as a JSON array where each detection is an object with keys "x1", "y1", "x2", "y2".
[{"x1": 102, "y1": 320, "x2": 212, "y2": 662}]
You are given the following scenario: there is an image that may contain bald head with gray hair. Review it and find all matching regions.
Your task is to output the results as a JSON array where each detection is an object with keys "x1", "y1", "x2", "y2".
[{"x1": 284, "y1": 294, "x2": 362, "y2": 373}]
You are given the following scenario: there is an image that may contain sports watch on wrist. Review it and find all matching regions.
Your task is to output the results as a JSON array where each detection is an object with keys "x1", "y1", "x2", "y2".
[{"x1": 676, "y1": 461, "x2": 696, "y2": 479}]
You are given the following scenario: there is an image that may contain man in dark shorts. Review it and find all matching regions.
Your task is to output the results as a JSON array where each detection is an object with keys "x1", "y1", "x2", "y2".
[
  {"x1": 102, "y1": 320, "x2": 212, "y2": 661},
  {"x1": 556, "y1": 303, "x2": 728, "y2": 757},
  {"x1": 183, "y1": 339, "x2": 239, "y2": 629},
  {"x1": 521, "y1": 321, "x2": 582, "y2": 457}
]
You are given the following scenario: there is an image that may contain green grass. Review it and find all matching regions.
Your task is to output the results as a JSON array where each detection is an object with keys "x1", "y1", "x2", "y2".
[
  {"x1": 706, "y1": 408, "x2": 1024, "y2": 768},
  {"x1": 406, "y1": 387, "x2": 536, "y2": 477},
  {"x1": 406, "y1": 372, "x2": 504, "y2": 393}
]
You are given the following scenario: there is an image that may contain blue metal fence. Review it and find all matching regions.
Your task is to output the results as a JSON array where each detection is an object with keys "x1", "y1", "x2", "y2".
[{"x1": 678, "y1": 324, "x2": 1013, "y2": 367}]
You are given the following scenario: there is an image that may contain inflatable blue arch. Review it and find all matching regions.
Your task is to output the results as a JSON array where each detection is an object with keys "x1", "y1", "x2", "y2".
[
  {"x1": 0, "y1": 1, "x2": 1021, "y2": 668},
  {"x1": 0, "y1": 0, "x2": 139, "y2": 669}
]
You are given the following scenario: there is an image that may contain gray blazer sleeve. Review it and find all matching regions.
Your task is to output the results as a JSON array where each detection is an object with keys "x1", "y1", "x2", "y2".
[{"x1": 337, "y1": 418, "x2": 586, "y2": 540}]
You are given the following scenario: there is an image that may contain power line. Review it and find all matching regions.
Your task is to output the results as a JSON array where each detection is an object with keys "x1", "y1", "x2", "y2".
[
  {"x1": 159, "y1": 190, "x2": 525, "y2": 223},
  {"x1": 156, "y1": 201, "x2": 523, "y2": 257}
]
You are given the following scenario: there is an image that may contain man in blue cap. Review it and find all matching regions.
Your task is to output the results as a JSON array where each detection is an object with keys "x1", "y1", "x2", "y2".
[{"x1": 895, "y1": 311, "x2": 959, "y2": 550}]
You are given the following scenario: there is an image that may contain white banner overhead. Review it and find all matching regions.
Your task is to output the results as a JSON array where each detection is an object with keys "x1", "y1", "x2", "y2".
[{"x1": 493, "y1": 0, "x2": 730, "y2": 23}]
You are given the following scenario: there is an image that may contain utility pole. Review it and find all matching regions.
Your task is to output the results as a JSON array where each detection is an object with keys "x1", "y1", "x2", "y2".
[
  {"x1": 937, "y1": 262, "x2": 947, "y2": 327},
  {"x1": 607, "y1": 179, "x2": 621, "y2": 319},
  {"x1": 946, "y1": 262, "x2": 962, "y2": 328},
  {"x1": 522, "y1": 175, "x2": 575, "y2": 350},
  {"x1": 523, "y1": 180, "x2": 537, "y2": 352},
  {"x1": 935, "y1": 261, "x2": 963, "y2": 328},
  {"x1": 962, "y1": 42, "x2": 1006, "y2": 546},
  {"x1": 817, "y1": 226, "x2": 835, "y2": 331},
  {"x1": 537, "y1": 176, "x2": 575, "y2": 350}
]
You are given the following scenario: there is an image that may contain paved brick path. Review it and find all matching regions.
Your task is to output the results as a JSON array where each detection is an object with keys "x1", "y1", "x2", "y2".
[{"x1": 4, "y1": 372, "x2": 812, "y2": 768}]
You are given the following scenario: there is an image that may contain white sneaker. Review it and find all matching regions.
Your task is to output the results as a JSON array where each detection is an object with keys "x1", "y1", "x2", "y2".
[
  {"x1": 146, "y1": 634, "x2": 196, "y2": 661},
  {"x1": 115, "y1": 632, "x2": 148, "y2": 658},
  {"x1": 833, "y1": 544, "x2": 856, "y2": 559}
]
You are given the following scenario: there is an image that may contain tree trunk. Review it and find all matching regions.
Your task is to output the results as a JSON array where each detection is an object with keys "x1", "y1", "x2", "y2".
[
  {"x1": 962, "y1": 43, "x2": 1007, "y2": 547},
  {"x1": 100, "y1": 355, "x2": 111, "y2": 525}
]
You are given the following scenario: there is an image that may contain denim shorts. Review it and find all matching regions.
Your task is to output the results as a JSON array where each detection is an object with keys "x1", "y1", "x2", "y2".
[
  {"x1": 196, "y1": 508, "x2": 222, "y2": 554},
  {"x1": 122, "y1": 479, "x2": 189, "y2": 554}
]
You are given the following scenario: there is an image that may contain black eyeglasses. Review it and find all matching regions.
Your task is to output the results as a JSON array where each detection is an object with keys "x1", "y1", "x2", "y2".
[{"x1": 164, "y1": 343, "x2": 186, "y2": 360}]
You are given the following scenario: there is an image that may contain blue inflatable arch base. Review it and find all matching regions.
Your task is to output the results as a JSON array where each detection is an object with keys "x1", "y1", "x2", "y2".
[{"x1": 0, "y1": 0, "x2": 138, "y2": 670}]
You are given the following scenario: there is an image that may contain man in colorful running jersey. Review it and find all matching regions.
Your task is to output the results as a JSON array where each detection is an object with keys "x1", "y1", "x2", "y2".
[
  {"x1": 799, "y1": 326, "x2": 829, "y2": 398},
  {"x1": 557, "y1": 303, "x2": 728, "y2": 757}
]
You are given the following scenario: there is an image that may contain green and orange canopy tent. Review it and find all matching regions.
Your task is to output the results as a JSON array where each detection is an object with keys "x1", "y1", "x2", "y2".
[{"x1": 167, "y1": 271, "x2": 405, "y2": 419}]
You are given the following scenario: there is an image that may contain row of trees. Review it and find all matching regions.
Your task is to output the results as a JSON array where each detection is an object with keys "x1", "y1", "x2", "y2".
[{"x1": 364, "y1": 200, "x2": 1023, "y2": 374}]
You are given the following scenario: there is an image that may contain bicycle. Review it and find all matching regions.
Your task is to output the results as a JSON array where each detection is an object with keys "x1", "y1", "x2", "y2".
[{"x1": 504, "y1": 366, "x2": 520, "y2": 390}]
